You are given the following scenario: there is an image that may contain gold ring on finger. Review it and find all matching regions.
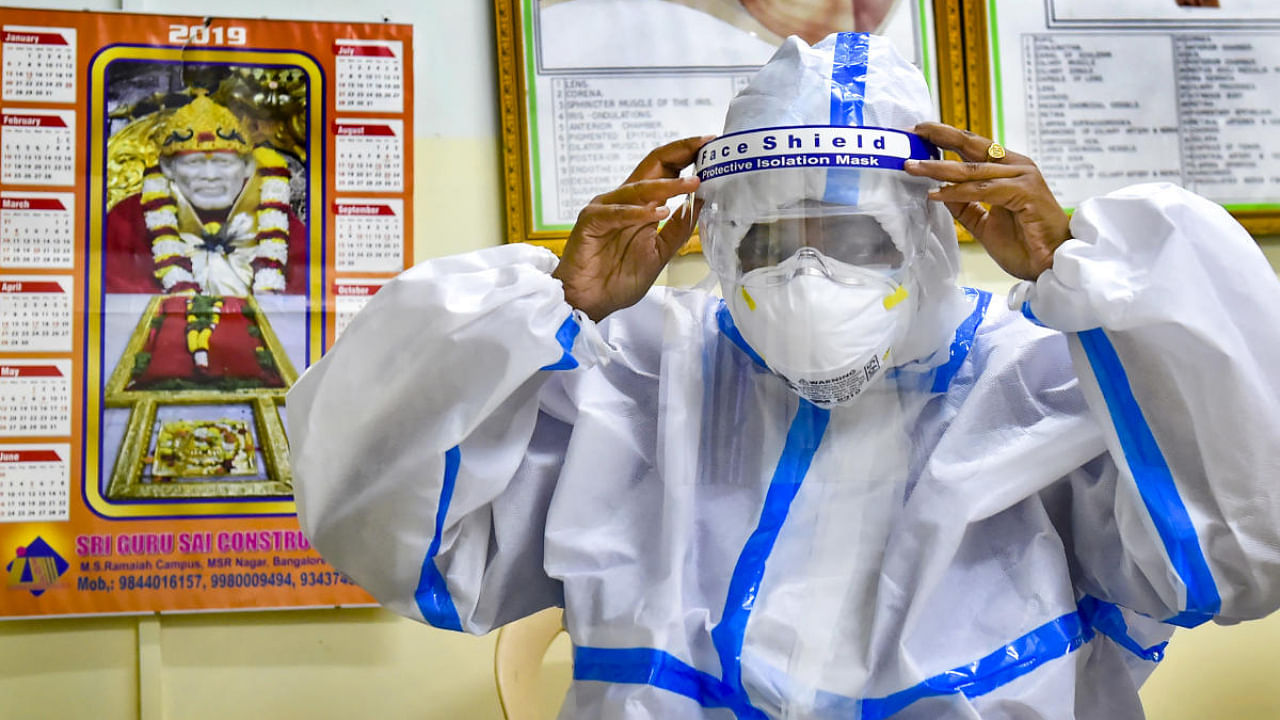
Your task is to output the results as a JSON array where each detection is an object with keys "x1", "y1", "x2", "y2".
[{"x1": 985, "y1": 142, "x2": 1007, "y2": 162}]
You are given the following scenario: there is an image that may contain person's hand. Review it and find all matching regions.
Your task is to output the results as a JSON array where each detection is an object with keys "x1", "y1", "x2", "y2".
[
  {"x1": 553, "y1": 136, "x2": 710, "y2": 322},
  {"x1": 905, "y1": 122, "x2": 1071, "y2": 281}
]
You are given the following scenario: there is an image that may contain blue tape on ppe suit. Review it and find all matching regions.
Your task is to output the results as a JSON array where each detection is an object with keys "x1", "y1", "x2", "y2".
[
  {"x1": 829, "y1": 32, "x2": 869, "y2": 127},
  {"x1": 931, "y1": 288, "x2": 992, "y2": 392},
  {"x1": 413, "y1": 445, "x2": 464, "y2": 631},
  {"x1": 1020, "y1": 300, "x2": 1048, "y2": 328},
  {"x1": 858, "y1": 611, "x2": 1090, "y2": 719},
  {"x1": 416, "y1": 314, "x2": 578, "y2": 626},
  {"x1": 575, "y1": 401, "x2": 830, "y2": 719},
  {"x1": 1077, "y1": 328, "x2": 1221, "y2": 626},
  {"x1": 540, "y1": 313, "x2": 581, "y2": 371},
  {"x1": 716, "y1": 301, "x2": 768, "y2": 368},
  {"x1": 577, "y1": 608, "x2": 1108, "y2": 718},
  {"x1": 712, "y1": 401, "x2": 830, "y2": 696},
  {"x1": 824, "y1": 32, "x2": 869, "y2": 206},
  {"x1": 1078, "y1": 595, "x2": 1167, "y2": 662},
  {"x1": 574, "y1": 646, "x2": 741, "y2": 711}
]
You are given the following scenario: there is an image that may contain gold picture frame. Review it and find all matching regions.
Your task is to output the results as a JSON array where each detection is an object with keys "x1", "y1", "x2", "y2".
[
  {"x1": 495, "y1": 0, "x2": 972, "y2": 254},
  {"x1": 103, "y1": 294, "x2": 296, "y2": 500}
]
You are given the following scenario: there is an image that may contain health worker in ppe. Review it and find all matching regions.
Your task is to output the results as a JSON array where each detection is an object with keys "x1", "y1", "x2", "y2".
[{"x1": 287, "y1": 32, "x2": 1280, "y2": 719}]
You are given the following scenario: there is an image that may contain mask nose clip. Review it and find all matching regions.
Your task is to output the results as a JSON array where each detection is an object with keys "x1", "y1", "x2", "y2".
[{"x1": 789, "y1": 247, "x2": 832, "y2": 279}]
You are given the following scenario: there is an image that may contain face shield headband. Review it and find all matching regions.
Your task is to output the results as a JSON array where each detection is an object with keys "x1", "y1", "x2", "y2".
[{"x1": 696, "y1": 125, "x2": 937, "y2": 179}]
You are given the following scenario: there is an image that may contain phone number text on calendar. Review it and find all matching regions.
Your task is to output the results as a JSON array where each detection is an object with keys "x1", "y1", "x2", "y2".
[{"x1": 74, "y1": 570, "x2": 358, "y2": 593}]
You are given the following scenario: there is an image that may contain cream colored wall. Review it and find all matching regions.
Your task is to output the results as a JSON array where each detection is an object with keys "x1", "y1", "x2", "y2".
[{"x1": 3, "y1": 1, "x2": 1280, "y2": 718}]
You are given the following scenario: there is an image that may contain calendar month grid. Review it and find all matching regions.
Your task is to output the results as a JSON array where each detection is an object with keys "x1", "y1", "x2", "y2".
[
  {"x1": 0, "y1": 443, "x2": 70, "y2": 522},
  {"x1": 334, "y1": 197, "x2": 405, "y2": 273},
  {"x1": 334, "y1": 118, "x2": 404, "y2": 192},
  {"x1": 2, "y1": 25, "x2": 76, "y2": 104},
  {"x1": 1, "y1": 108, "x2": 76, "y2": 186},
  {"x1": 0, "y1": 359, "x2": 71, "y2": 439},
  {"x1": 0, "y1": 274, "x2": 73, "y2": 352},
  {"x1": 334, "y1": 39, "x2": 404, "y2": 113},
  {"x1": 0, "y1": 191, "x2": 75, "y2": 269},
  {"x1": 333, "y1": 279, "x2": 386, "y2": 341}
]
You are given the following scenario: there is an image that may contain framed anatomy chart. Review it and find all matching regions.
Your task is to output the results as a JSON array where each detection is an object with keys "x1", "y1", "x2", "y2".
[
  {"x1": 495, "y1": 0, "x2": 970, "y2": 252},
  {"x1": 968, "y1": 0, "x2": 1280, "y2": 233}
]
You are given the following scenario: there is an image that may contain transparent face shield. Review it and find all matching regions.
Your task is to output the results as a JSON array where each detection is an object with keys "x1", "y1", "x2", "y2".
[
  {"x1": 693, "y1": 126, "x2": 938, "y2": 289},
  {"x1": 691, "y1": 126, "x2": 939, "y2": 408}
]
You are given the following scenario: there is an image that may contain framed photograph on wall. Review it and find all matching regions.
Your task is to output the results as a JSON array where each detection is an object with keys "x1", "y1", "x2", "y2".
[
  {"x1": 494, "y1": 0, "x2": 970, "y2": 253},
  {"x1": 967, "y1": 0, "x2": 1280, "y2": 234}
]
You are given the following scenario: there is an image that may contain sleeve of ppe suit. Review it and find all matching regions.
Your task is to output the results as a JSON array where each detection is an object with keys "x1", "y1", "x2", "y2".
[
  {"x1": 1016, "y1": 182, "x2": 1280, "y2": 626},
  {"x1": 287, "y1": 243, "x2": 609, "y2": 634}
]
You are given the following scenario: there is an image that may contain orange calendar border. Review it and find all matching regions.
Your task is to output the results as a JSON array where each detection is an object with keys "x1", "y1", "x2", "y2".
[{"x1": 0, "y1": 7, "x2": 417, "y2": 619}]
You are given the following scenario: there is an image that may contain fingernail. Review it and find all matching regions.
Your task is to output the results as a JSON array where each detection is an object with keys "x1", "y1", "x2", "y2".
[{"x1": 903, "y1": 160, "x2": 918, "y2": 170}]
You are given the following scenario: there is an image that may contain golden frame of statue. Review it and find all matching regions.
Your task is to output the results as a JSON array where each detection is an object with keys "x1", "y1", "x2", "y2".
[{"x1": 102, "y1": 294, "x2": 297, "y2": 500}]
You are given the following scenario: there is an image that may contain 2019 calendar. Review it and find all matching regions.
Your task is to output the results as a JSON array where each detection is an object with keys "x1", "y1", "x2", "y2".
[{"x1": 0, "y1": 7, "x2": 412, "y2": 618}]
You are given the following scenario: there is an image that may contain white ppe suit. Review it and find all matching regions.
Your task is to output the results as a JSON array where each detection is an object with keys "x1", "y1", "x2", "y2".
[{"x1": 287, "y1": 34, "x2": 1280, "y2": 720}]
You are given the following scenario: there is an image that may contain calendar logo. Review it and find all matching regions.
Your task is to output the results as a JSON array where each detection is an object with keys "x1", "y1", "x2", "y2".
[{"x1": 5, "y1": 535, "x2": 67, "y2": 597}]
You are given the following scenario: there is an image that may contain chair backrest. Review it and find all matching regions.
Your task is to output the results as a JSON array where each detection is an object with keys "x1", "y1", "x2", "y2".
[{"x1": 494, "y1": 607, "x2": 567, "y2": 720}]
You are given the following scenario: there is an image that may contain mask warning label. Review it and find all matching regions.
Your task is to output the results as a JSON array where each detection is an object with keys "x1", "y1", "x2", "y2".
[{"x1": 786, "y1": 352, "x2": 885, "y2": 407}]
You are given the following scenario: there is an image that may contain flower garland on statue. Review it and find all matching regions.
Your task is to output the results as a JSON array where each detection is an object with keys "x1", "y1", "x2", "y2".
[
  {"x1": 184, "y1": 295, "x2": 223, "y2": 371},
  {"x1": 142, "y1": 146, "x2": 291, "y2": 295}
]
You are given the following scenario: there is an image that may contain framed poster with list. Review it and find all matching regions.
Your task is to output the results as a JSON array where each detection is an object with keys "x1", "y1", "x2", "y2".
[
  {"x1": 494, "y1": 0, "x2": 969, "y2": 253},
  {"x1": 970, "y1": 0, "x2": 1280, "y2": 233}
]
